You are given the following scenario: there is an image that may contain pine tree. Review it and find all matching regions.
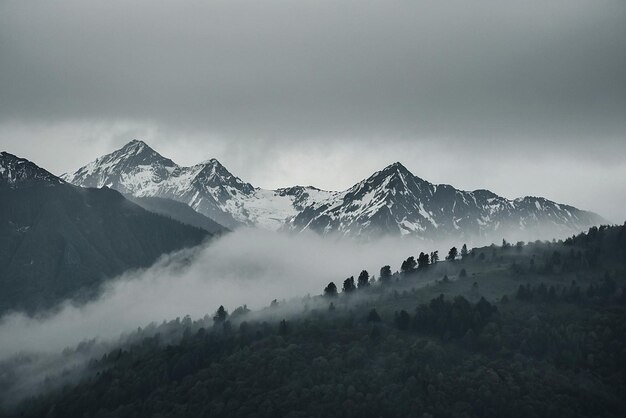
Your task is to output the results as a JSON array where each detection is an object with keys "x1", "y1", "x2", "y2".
[
  {"x1": 446, "y1": 247, "x2": 458, "y2": 261},
  {"x1": 343, "y1": 276, "x2": 356, "y2": 293},
  {"x1": 418, "y1": 252, "x2": 430, "y2": 268},
  {"x1": 379, "y1": 265, "x2": 392, "y2": 284},
  {"x1": 461, "y1": 244, "x2": 468, "y2": 259},
  {"x1": 324, "y1": 282, "x2": 338, "y2": 297},
  {"x1": 213, "y1": 305, "x2": 228, "y2": 323},
  {"x1": 358, "y1": 270, "x2": 370, "y2": 288},
  {"x1": 401, "y1": 256, "x2": 417, "y2": 272}
]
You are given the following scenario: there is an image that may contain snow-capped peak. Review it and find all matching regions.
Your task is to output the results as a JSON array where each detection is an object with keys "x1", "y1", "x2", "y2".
[
  {"x1": 286, "y1": 161, "x2": 603, "y2": 240},
  {"x1": 111, "y1": 139, "x2": 175, "y2": 166},
  {"x1": 381, "y1": 161, "x2": 411, "y2": 174},
  {"x1": 345, "y1": 161, "x2": 431, "y2": 203},
  {"x1": 120, "y1": 138, "x2": 147, "y2": 153},
  {"x1": 0, "y1": 152, "x2": 65, "y2": 188},
  {"x1": 124, "y1": 138, "x2": 147, "y2": 148},
  {"x1": 61, "y1": 140, "x2": 177, "y2": 194},
  {"x1": 192, "y1": 158, "x2": 255, "y2": 195}
]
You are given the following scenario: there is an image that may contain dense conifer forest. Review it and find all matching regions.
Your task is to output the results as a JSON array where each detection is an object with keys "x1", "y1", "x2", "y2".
[{"x1": 5, "y1": 223, "x2": 626, "y2": 418}]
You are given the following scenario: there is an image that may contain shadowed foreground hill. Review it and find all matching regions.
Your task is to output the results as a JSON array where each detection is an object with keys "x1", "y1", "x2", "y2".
[
  {"x1": 0, "y1": 152, "x2": 209, "y2": 313},
  {"x1": 9, "y1": 224, "x2": 625, "y2": 417}
]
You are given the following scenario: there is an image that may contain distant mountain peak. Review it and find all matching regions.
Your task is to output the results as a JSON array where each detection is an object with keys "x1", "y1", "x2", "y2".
[
  {"x1": 117, "y1": 139, "x2": 152, "y2": 156},
  {"x1": 61, "y1": 140, "x2": 178, "y2": 193},
  {"x1": 0, "y1": 152, "x2": 64, "y2": 188},
  {"x1": 356, "y1": 161, "x2": 428, "y2": 199},
  {"x1": 122, "y1": 138, "x2": 147, "y2": 149},
  {"x1": 125, "y1": 138, "x2": 147, "y2": 147},
  {"x1": 377, "y1": 161, "x2": 410, "y2": 176},
  {"x1": 195, "y1": 158, "x2": 227, "y2": 173},
  {"x1": 387, "y1": 161, "x2": 409, "y2": 170},
  {"x1": 1, "y1": 151, "x2": 18, "y2": 160},
  {"x1": 372, "y1": 161, "x2": 424, "y2": 184},
  {"x1": 194, "y1": 158, "x2": 255, "y2": 195},
  {"x1": 112, "y1": 140, "x2": 174, "y2": 165}
]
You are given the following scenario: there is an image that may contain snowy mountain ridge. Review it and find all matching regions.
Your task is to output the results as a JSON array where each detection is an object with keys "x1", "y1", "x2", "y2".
[
  {"x1": 285, "y1": 162, "x2": 602, "y2": 240},
  {"x1": 61, "y1": 140, "x2": 327, "y2": 229},
  {"x1": 62, "y1": 140, "x2": 604, "y2": 240}
]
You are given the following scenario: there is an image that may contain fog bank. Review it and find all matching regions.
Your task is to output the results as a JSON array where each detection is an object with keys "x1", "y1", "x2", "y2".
[{"x1": 0, "y1": 229, "x2": 433, "y2": 361}]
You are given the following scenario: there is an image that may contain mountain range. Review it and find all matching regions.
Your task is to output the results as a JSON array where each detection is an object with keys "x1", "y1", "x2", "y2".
[
  {"x1": 0, "y1": 151, "x2": 209, "y2": 313},
  {"x1": 63, "y1": 140, "x2": 604, "y2": 241}
]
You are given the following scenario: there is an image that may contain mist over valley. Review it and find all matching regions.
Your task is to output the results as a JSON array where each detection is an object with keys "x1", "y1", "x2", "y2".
[{"x1": 0, "y1": 0, "x2": 624, "y2": 415}]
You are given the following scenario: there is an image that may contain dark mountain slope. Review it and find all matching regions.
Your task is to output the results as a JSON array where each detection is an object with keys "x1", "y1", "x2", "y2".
[
  {"x1": 0, "y1": 152, "x2": 208, "y2": 313},
  {"x1": 126, "y1": 195, "x2": 227, "y2": 234}
]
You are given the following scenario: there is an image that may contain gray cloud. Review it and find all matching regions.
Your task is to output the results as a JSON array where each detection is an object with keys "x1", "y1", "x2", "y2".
[
  {"x1": 1, "y1": 0, "x2": 624, "y2": 139},
  {"x1": 0, "y1": 0, "x2": 624, "y2": 220}
]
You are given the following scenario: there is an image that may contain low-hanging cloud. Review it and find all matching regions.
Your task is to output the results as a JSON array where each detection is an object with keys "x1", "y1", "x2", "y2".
[
  {"x1": 0, "y1": 229, "x2": 451, "y2": 405},
  {"x1": 0, "y1": 229, "x2": 432, "y2": 363}
]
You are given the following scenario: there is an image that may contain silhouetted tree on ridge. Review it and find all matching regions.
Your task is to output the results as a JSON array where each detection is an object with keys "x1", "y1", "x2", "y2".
[
  {"x1": 324, "y1": 282, "x2": 338, "y2": 297},
  {"x1": 358, "y1": 270, "x2": 370, "y2": 288},
  {"x1": 401, "y1": 256, "x2": 417, "y2": 272},
  {"x1": 380, "y1": 265, "x2": 392, "y2": 284},
  {"x1": 418, "y1": 252, "x2": 430, "y2": 268},
  {"x1": 213, "y1": 305, "x2": 228, "y2": 324},
  {"x1": 343, "y1": 276, "x2": 356, "y2": 293}
]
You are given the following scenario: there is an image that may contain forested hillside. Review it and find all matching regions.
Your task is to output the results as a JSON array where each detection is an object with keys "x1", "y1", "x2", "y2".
[
  {"x1": 0, "y1": 183, "x2": 208, "y2": 313},
  {"x1": 6, "y1": 224, "x2": 626, "y2": 417}
]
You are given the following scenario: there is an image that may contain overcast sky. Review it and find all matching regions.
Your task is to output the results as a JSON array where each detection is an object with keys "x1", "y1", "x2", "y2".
[{"x1": 0, "y1": 0, "x2": 624, "y2": 221}]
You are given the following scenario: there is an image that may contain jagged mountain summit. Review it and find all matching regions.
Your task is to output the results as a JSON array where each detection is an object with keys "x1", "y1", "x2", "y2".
[
  {"x1": 61, "y1": 139, "x2": 178, "y2": 195},
  {"x1": 0, "y1": 151, "x2": 65, "y2": 188},
  {"x1": 63, "y1": 140, "x2": 604, "y2": 240}
]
